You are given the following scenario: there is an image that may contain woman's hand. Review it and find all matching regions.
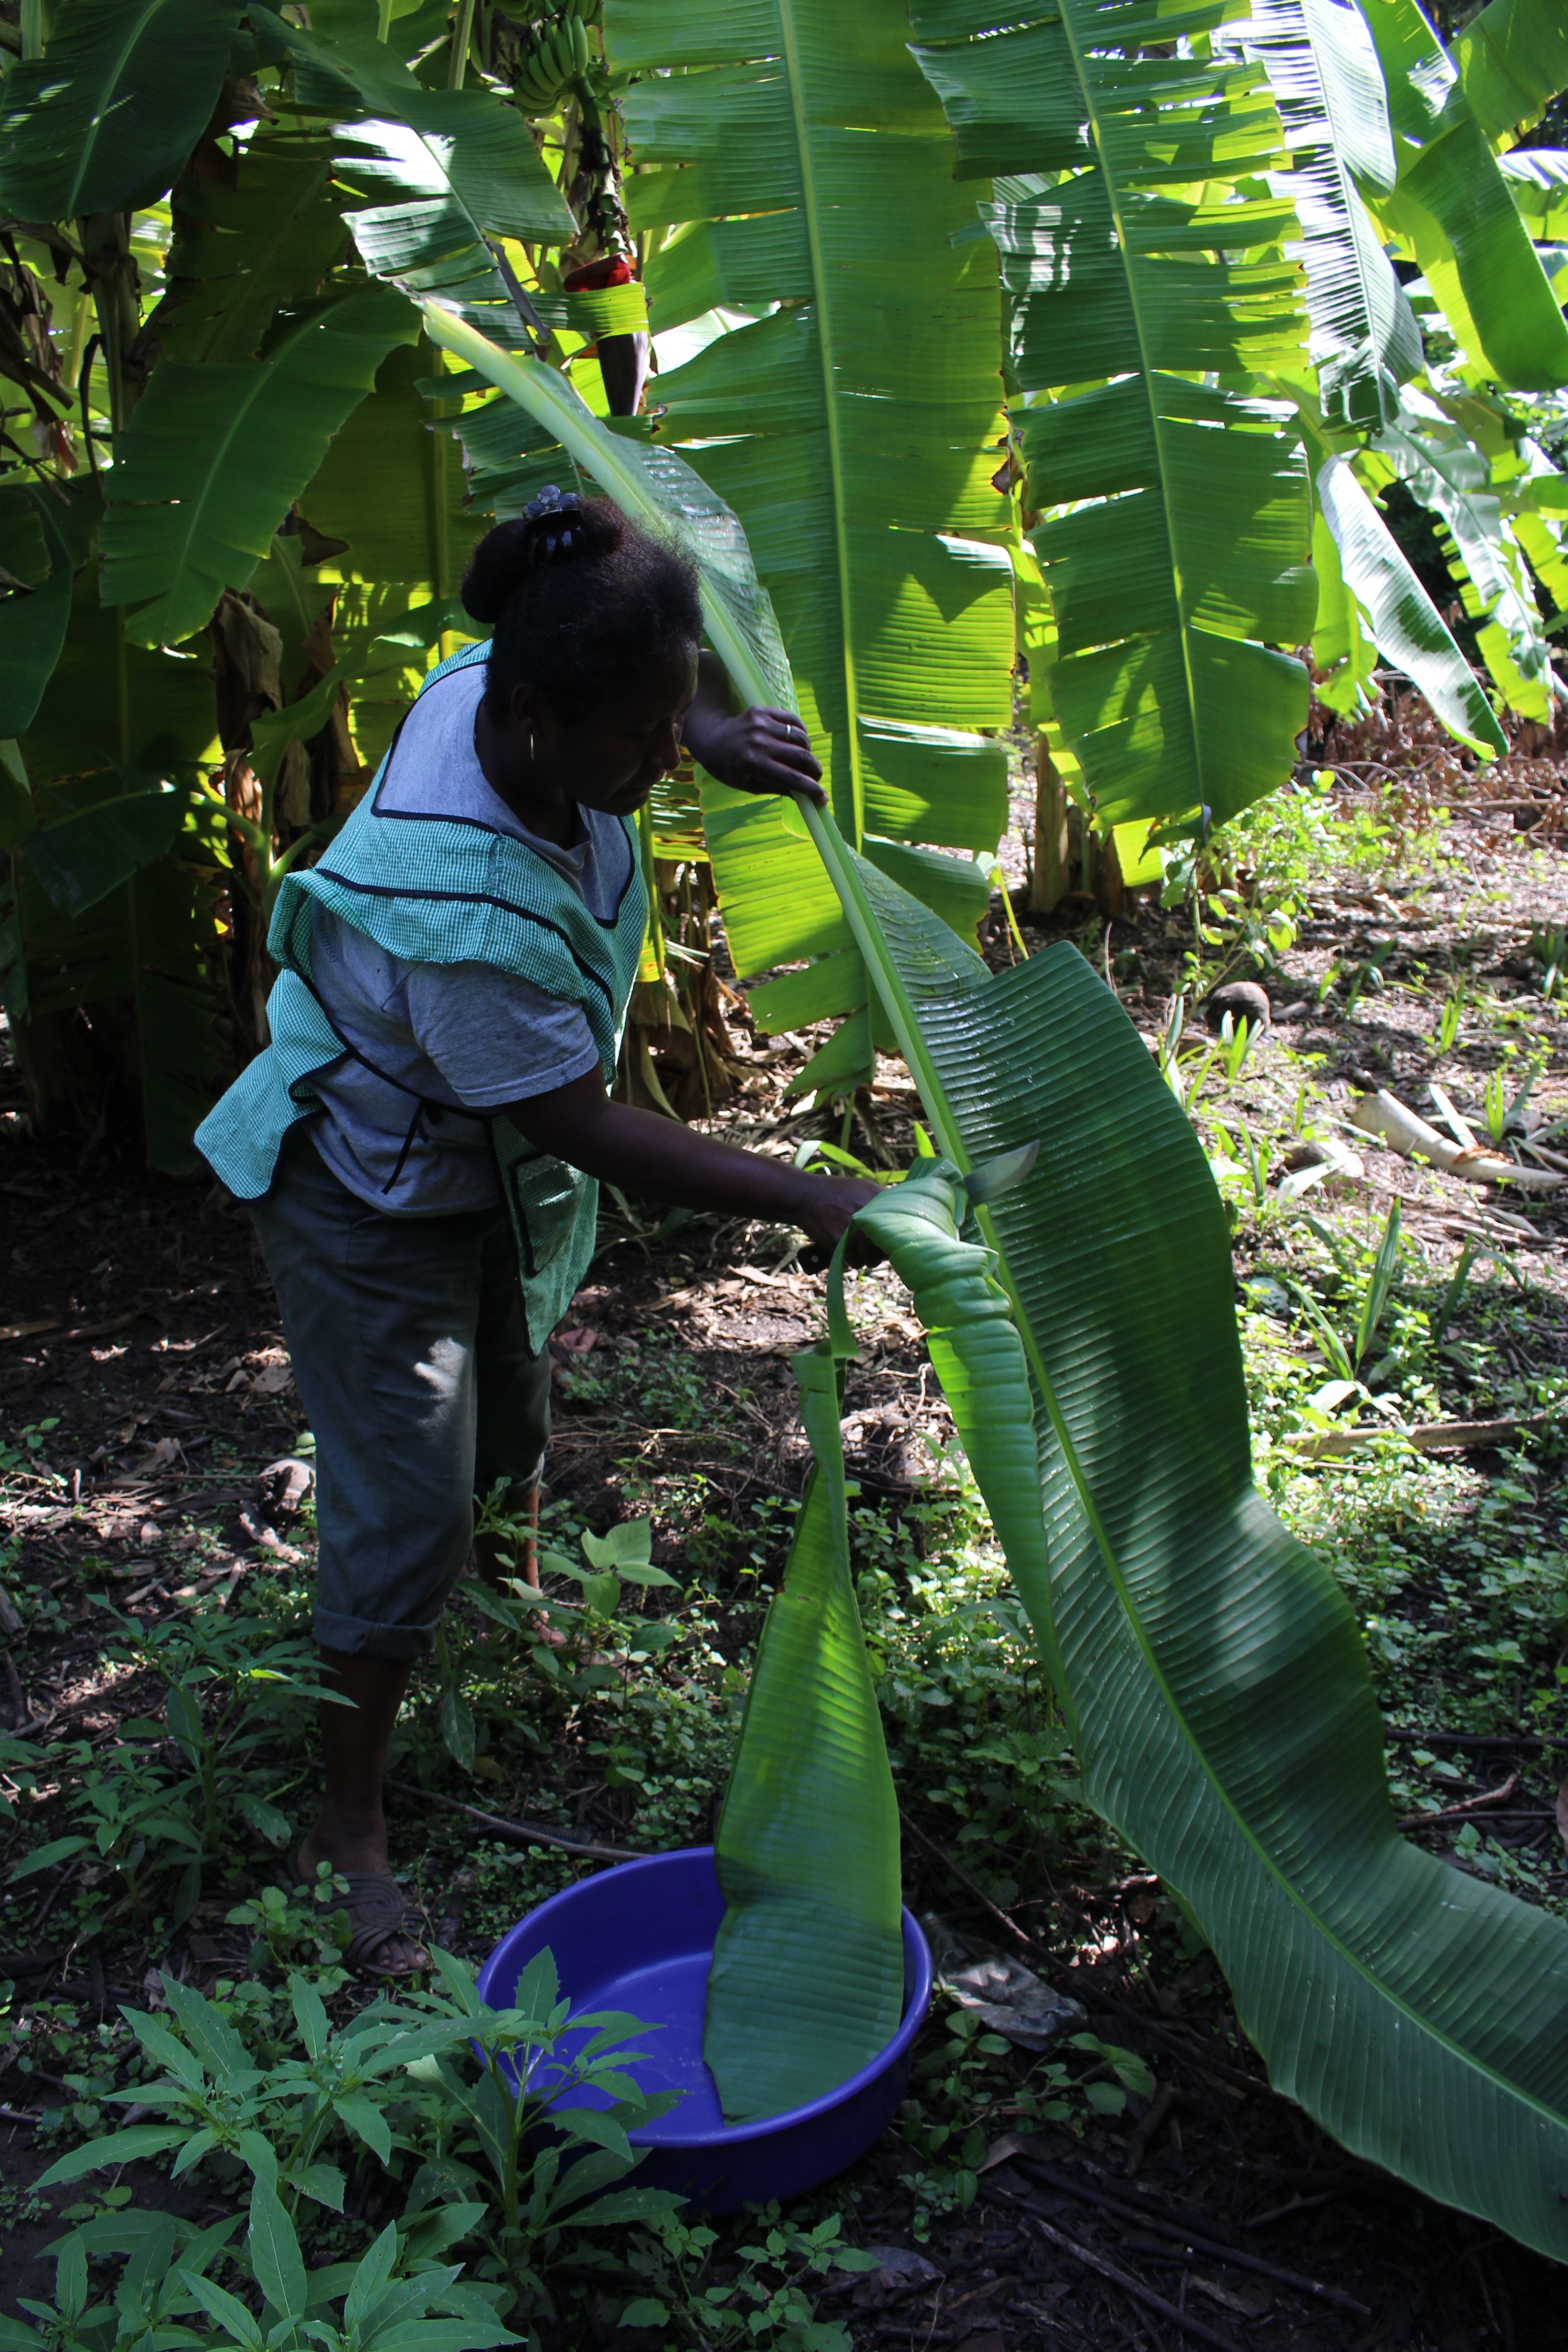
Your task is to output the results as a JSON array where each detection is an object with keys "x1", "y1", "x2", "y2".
[
  {"x1": 683, "y1": 655, "x2": 826, "y2": 805},
  {"x1": 789, "y1": 1173, "x2": 883, "y2": 1252}
]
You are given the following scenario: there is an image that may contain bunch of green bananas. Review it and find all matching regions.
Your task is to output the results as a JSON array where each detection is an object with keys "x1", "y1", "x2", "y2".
[{"x1": 513, "y1": 7, "x2": 592, "y2": 115}]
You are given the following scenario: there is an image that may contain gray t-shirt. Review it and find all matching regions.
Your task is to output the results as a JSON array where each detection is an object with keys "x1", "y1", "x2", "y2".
[{"x1": 304, "y1": 660, "x2": 631, "y2": 1216}]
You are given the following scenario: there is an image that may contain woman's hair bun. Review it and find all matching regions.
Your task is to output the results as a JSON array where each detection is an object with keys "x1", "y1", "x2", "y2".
[{"x1": 460, "y1": 488, "x2": 625, "y2": 623}]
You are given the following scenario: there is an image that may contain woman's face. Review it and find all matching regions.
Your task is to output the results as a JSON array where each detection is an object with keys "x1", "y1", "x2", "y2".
[{"x1": 512, "y1": 643, "x2": 699, "y2": 818}]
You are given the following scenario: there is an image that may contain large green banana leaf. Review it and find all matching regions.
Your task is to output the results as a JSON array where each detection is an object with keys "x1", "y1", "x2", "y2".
[
  {"x1": 98, "y1": 286, "x2": 418, "y2": 647},
  {"x1": 1500, "y1": 147, "x2": 1568, "y2": 241},
  {"x1": 152, "y1": 129, "x2": 352, "y2": 367},
  {"x1": 0, "y1": 569, "x2": 72, "y2": 744},
  {"x1": 910, "y1": 0, "x2": 1316, "y2": 834},
  {"x1": 257, "y1": 10, "x2": 577, "y2": 274},
  {"x1": 1455, "y1": 0, "x2": 1568, "y2": 143},
  {"x1": 1357, "y1": 0, "x2": 1568, "y2": 393},
  {"x1": 840, "y1": 853, "x2": 1568, "y2": 2264},
  {"x1": 20, "y1": 569, "x2": 222, "y2": 782},
  {"x1": 1370, "y1": 402, "x2": 1560, "y2": 722},
  {"x1": 0, "y1": 0, "x2": 240, "y2": 220},
  {"x1": 705, "y1": 1346, "x2": 904, "y2": 2124},
  {"x1": 1315, "y1": 455, "x2": 1508, "y2": 755},
  {"x1": 603, "y1": 0, "x2": 1014, "y2": 1018},
  {"x1": 1240, "y1": 0, "x2": 1422, "y2": 431}
]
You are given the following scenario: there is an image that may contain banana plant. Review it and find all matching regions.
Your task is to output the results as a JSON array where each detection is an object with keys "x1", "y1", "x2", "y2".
[
  {"x1": 1357, "y1": 0, "x2": 1568, "y2": 393},
  {"x1": 909, "y1": 0, "x2": 1318, "y2": 836},
  {"x1": 445, "y1": 342, "x2": 1568, "y2": 2257},
  {"x1": 600, "y1": 0, "x2": 1014, "y2": 1092},
  {"x1": 1241, "y1": 0, "x2": 1423, "y2": 434}
]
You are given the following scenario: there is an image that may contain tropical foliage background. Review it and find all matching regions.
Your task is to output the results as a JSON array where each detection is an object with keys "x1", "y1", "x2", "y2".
[
  {"x1": 4, "y1": 0, "x2": 1566, "y2": 1162},
  {"x1": 3, "y1": 0, "x2": 1568, "y2": 2274}
]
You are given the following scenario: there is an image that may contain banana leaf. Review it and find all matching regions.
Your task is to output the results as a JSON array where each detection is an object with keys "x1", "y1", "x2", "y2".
[
  {"x1": 1499, "y1": 148, "x2": 1568, "y2": 241},
  {"x1": 1455, "y1": 0, "x2": 1568, "y2": 143},
  {"x1": 1357, "y1": 0, "x2": 1568, "y2": 393},
  {"x1": 1316, "y1": 455, "x2": 1508, "y2": 755},
  {"x1": 1309, "y1": 505, "x2": 1382, "y2": 718},
  {"x1": 20, "y1": 779, "x2": 191, "y2": 918},
  {"x1": 19, "y1": 568, "x2": 223, "y2": 784},
  {"x1": 99, "y1": 285, "x2": 419, "y2": 647},
  {"x1": 705, "y1": 1345, "x2": 904, "y2": 2124},
  {"x1": 842, "y1": 851, "x2": 1568, "y2": 2264},
  {"x1": 910, "y1": 0, "x2": 1316, "y2": 833},
  {"x1": 0, "y1": 0, "x2": 241, "y2": 220},
  {"x1": 152, "y1": 129, "x2": 352, "y2": 367},
  {"x1": 0, "y1": 568, "x2": 72, "y2": 742},
  {"x1": 604, "y1": 0, "x2": 1014, "y2": 1016},
  {"x1": 256, "y1": 9, "x2": 576, "y2": 286},
  {"x1": 1240, "y1": 0, "x2": 1423, "y2": 431},
  {"x1": 1370, "y1": 405, "x2": 1560, "y2": 722}
]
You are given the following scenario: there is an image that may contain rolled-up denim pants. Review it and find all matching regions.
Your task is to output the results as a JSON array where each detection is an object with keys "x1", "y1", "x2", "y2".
[{"x1": 250, "y1": 1127, "x2": 552, "y2": 1659}]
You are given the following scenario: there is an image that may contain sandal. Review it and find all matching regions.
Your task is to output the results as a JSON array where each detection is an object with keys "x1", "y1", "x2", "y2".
[{"x1": 279, "y1": 1847, "x2": 428, "y2": 1978}]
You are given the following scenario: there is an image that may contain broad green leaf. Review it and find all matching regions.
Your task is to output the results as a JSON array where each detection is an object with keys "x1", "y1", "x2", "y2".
[
  {"x1": 0, "y1": 570, "x2": 72, "y2": 742},
  {"x1": 843, "y1": 847, "x2": 1568, "y2": 2264},
  {"x1": 1241, "y1": 0, "x2": 1423, "y2": 430},
  {"x1": 438, "y1": 1686, "x2": 476, "y2": 1774},
  {"x1": 7, "y1": 1834, "x2": 90, "y2": 1883},
  {"x1": 601, "y1": 0, "x2": 1000, "y2": 1070},
  {"x1": 343, "y1": 2222, "x2": 400, "y2": 2333},
  {"x1": 248, "y1": 2178, "x2": 307, "y2": 2326},
  {"x1": 178, "y1": 2271, "x2": 265, "y2": 2352},
  {"x1": 100, "y1": 285, "x2": 419, "y2": 646},
  {"x1": 152, "y1": 128, "x2": 352, "y2": 366},
  {"x1": 262, "y1": 14, "x2": 575, "y2": 280},
  {"x1": 911, "y1": 0, "x2": 1315, "y2": 832},
  {"x1": 848, "y1": 1162, "x2": 1063, "y2": 1702},
  {"x1": 610, "y1": 0, "x2": 1014, "y2": 992},
  {"x1": 1316, "y1": 456, "x2": 1507, "y2": 756},
  {"x1": 1310, "y1": 503, "x2": 1384, "y2": 718},
  {"x1": 35, "y1": 2124, "x2": 188, "y2": 2184},
  {"x1": 20, "y1": 781, "x2": 187, "y2": 918},
  {"x1": 1358, "y1": 0, "x2": 1568, "y2": 391},
  {"x1": 705, "y1": 1346, "x2": 903, "y2": 2123},
  {"x1": 301, "y1": 340, "x2": 482, "y2": 594},
  {"x1": 1370, "y1": 406, "x2": 1560, "y2": 720},
  {"x1": 1499, "y1": 148, "x2": 1568, "y2": 240},
  {"x1": 581, "y1": 1518, "x2": 653, "y2": 1570},
  {"x1": 1455, "y1": 0, "x2": 1568, "y2": 142},
  {"x1": 162, "y1": 1975, "x2": 251, "y2": 2078},
  {"x1": 0, "y1": 0, "x2": 240, "y2": 220},
  {"x1": 19, "y1": 570, "x2": 222, "y2": 784}
]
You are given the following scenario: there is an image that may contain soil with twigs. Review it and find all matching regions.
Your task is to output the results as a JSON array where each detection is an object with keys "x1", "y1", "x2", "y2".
[{"x1": 1, "y1": 737, "x2": 1566, "y2": 2349}]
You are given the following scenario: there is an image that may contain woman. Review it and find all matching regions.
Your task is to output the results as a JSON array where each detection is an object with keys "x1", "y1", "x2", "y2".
[{"x1": 198, "y1": 490, "x2": 878, "y2": 1975}]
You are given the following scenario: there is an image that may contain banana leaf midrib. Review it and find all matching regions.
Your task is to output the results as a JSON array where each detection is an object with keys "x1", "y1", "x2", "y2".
[{"x1": 775, "y1": 0, "x2": 864, "y2": 848}]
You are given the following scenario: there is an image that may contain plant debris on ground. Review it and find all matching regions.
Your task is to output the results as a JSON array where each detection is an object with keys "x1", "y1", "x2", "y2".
[{"x1": 2, "y1": 750, "x2": 1567, "y2": 2351}]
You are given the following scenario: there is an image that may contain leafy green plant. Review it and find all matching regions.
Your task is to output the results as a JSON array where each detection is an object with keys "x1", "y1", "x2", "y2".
[
  {"x1": 621, "y1": 2206, "x2": 876, "y2": 2351},
  {"x1": 1438, "y1": 976, "x2": 1467, "y2": 1050},
  {"x1": 388, "y1": 1945, "x2": 684, "y2": 2316}
]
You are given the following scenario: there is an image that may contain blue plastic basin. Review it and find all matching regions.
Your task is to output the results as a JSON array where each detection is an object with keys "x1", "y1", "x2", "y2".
[{"x1": 475, "y1": 1845, "x2": 933, "y2": 2214}]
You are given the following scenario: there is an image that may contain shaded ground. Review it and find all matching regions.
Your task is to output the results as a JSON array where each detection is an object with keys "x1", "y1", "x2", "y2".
[{"x1": 1, "y1": 746, "x2": 1567, "y2": 2351}]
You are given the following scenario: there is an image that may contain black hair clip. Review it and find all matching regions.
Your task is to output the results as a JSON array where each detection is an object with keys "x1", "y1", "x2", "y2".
[{"x1": 522, "y1": 483, "x2": 583, "y2": 565}]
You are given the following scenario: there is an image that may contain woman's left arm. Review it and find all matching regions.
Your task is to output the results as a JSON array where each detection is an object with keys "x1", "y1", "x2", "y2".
[{"x1": 681, "y1": 651, "x2": 827, "y2": 804}]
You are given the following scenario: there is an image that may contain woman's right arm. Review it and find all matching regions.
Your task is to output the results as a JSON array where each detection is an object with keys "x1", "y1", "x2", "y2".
[{"x1": 502, "y1": 1071, "x2": 877, "y2": 1250}]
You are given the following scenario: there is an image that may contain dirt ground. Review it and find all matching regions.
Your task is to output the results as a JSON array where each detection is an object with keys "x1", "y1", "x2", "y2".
[{"x1": 2, "y1": 729, "x2": 1567, "y2": 2352}]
